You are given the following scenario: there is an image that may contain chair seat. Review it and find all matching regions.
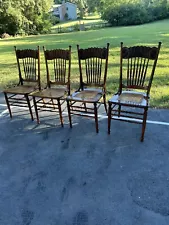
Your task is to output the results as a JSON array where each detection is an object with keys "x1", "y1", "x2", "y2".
[
  {"x1": 109, "y1": 91, "x2": 148, "y2": 107},
  {"x1": 3, "y1": 85, "x2": 37, "y2": 95},
  {"x1": 68, "y1": 89, "x2": 103, "y2": 103},
  {"x1": 31, "y1": 87, "x2": 66, "y2": 99}
]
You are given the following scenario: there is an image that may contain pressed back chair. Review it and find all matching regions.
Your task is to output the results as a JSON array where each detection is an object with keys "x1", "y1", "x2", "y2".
[
  {"x1": 67, "y1": 43, "x2": 109, "y2": 133},
  {"x1": 31, "y1": 46, "x2": 71, "y2": 126},
  {"x1": 108, "y1": 42, "x2": 161, "y2": 141},
  {"x1": 3, "y1": 46, "x2": 40, "y2": 120}
]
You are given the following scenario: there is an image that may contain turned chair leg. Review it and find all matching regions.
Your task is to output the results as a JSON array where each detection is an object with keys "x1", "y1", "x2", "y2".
[
  {"x1": 26, "y1": 94, "x2": 34, "y2": 121},
  {"x1": 84, "y1": 102, "x2": 87, "y2": 112},
  {"x1": 140, "y1": 107, "x2": 148, "y2": 142},
  {"x1": 4, "y1": 92, "x2": 12, "y2": 118},
  {"x1": 57, "y1": 99, "x2": 63, "y2": 127},
  {"x1": 118, "y1": 105, "x2": 121, "y2": 117},
  {"x1": 94, "y1": 102, "x2": 99, "y2": 133},
  {"x1": 103, "y1": 94, "x2": 107, "y2": 114},
  {"x1": 33, "y1": 96, "x2": 40, "y2": 124},
  {"x1": 67, "y1": 100, "x2": 72, "y2": 128},
  {"x1": 108, "y1": 102, "x2": 112, "y2": 134}
]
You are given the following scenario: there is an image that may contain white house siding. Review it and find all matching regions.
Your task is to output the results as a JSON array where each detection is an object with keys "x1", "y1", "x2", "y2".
[
  {"x1": 66, "y1": 3, "x2": 77, "y2": 20},
  {"x1": 52, "y1": 4, "x2": 61, "y2": 17},
  {"x1": 51, "y1": 2, "x2": 77, "y2": 21},
  {"x1": 59, "y1": 5, "x2": 66, "y2": 21}
]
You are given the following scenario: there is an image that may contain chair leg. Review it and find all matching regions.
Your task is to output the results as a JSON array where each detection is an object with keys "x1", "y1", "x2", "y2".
[
  {"x1": 108, "y1": 102, "x2": 112, "y2": 134},
  {"x1": 103, "y1": 94, "x2": 107, "y2": 114},
  {"x1": 4, "y1": 92, "x2": 12, "y2": 118},
  {"x1": 94, "y1": 102, "x2": 99, "y2": 133},
  {"x1": 67, "y1": 100, "x2": 72, "y2": 128},
  {"x1": 57, "y1": 99, "x2": 63, "y2": 127},
  {"x1": 25, "y1": 95, "x2": 34, "y2": 121},
  {"x1": 84, "y1": 103, "x2": 87, "y2": 112},
  {"x1": 118, "y1": 105, "x2": 121, "y2": 117},
  {"x1": 140, "y1": 107, "x2": 148, "y2": 142},
  {"x1": 33, "y1": 96, "x2": 40, "y2": 124}
]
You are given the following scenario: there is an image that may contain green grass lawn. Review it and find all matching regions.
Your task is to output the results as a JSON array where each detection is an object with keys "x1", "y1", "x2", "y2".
[
  {"x1": 51, "y1": 14, "x2": 103, "y2": 30},
  {"x1": 0, "y1": 19, "x2": 169, "y2": 108}
]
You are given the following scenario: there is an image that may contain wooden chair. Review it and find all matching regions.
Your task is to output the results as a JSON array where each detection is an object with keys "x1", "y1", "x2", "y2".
[
  {"x1": 31, "y1": 46, "x2": 71, "y2": 126},
  {"x1": 67, "y1": 43, "x2": 109, "y2": 133},
  {"x1": 3, "y1": 46, "x2": 41, "y2": 120},
  {"x1": 108, "y1": 42, "x2": 161, "y2": 141}
]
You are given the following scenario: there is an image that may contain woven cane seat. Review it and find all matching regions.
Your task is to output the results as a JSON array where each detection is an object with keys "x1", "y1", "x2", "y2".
[
  {"x1": 68, "y1": 89, "x2": 102, "y2": 102},
  {"x1": 109, "y1": 91, "x2": 148, "y2": 106},
  {"x1": 3, "y1": 85, "x2": 37, "y2": 95},
  {"x1": 118, "y1": 92, "x2": 144, "y2": 103},
  {"x1": 31, "y1": 87, "x2": 66, "y2": 99}
]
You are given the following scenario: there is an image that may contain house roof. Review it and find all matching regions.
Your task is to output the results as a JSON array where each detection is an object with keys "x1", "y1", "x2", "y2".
[
  {"x1": 48, "y1": 4, "x2": 61, "y2": 13},
  {"x1": 50, "y1": 2, "x2": 77, "y2": 12},
  {"x1": 65, "y1": 2, "x2": 77, "y2": 7},
  {"x1": 52, "y1": 4, "x2": 62, "y2": 8}
]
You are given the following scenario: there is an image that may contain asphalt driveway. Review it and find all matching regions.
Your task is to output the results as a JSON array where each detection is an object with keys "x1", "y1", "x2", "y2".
[{"x1": 0, "y1": 94, "x2": 169, "y2": 225}]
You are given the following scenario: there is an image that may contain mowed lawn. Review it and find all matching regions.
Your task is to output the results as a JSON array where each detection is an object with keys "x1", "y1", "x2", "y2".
[
  {"x1": 0, "y1": 19, "x2": 169, "y2": 108},
  {"x1": 52, "y1": 14, "x2": 103, "y2": 30}
]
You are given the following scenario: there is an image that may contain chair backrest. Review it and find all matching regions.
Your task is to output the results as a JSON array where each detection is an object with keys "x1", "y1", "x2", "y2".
[
  {"x1": 43, "y1": 46, "x2": 71, "y2": 94},
  {"x1": 119, "y1": 42, "x2": 161, "y2": 96},
  {"x1": 77, "y1": 43, "x2": 109, "y2": 90},
  {"x1": 15, "y1": 46, "x2": 40, "y2": 89}
]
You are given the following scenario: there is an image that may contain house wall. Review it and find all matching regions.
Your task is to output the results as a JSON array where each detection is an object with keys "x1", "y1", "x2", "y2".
[
  {"x1": 66, "y1": 3, "x2": 77, "y2": 20},
  {"x1": 53, "y1": 8, "x2": 60, "y2": 16},
  {"x1": 52, "y1": 4, "x2": 61, "y2": 17},
  {"x1": 51, "y1": 2, "x2": 77, "y2": 21},
  {"x1": 59, "y1": 5, "x2": 65, "y2": 21}
]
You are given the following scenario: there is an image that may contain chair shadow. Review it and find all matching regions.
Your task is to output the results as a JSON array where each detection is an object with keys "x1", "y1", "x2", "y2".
[{"x1": 0, "y1": 103, "x2": 154, "y2": 149}]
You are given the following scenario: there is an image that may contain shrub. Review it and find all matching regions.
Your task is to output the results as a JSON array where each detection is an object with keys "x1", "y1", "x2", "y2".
[
  {"x1": 148, "y1": 4, "x2": 168, "y2": 21},
  {"x1": 32, "y1": 13, "x2": 52, "y2": 34},
  {"x1": 73, "y1": 23, "x2": 80, "y2": 31},
  {"x1": 0, "y1": 13, "x2": 19, "y2": 35},
  {"x1": 50, "y1": 15, "x2": 60, "y2": 25},
  {"x1": 1, "y1": 33, "x2": 10, "y2": 39},
  {"x1": 102, "y1": 2, "x2": 169, "y2": 27},
  {"x1": 102, "y1": 3, "x2": 150, "y2": 26}
]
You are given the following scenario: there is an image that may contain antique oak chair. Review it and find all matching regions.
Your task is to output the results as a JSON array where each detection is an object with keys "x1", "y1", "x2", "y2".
[
  {"x1": 67, "y1": 43, "x2": 109, "y2": 133},
  {"x1": 31, "y1": 46, "x2": 71, "y2": 126},
  {"x1": 108, "y1": 42, "x2": 161, "y2": 141},
  {"x1": 3, "y1": 46, "x2": 41, "y2": 120}
]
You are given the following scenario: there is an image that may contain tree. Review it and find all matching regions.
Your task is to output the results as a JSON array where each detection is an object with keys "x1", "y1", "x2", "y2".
[
  {"x1": 86, "y1": 0, "x2": 102, "y2": 12},
  {"x1": 0, "y1": 0, "x2": 54, "y2": 35},
  {"x1": 69, "y1": 0, "x2": 87, "y2": 18},
  {"x1": 101, "y1": 0, "x2": 169, "y2": 26}
]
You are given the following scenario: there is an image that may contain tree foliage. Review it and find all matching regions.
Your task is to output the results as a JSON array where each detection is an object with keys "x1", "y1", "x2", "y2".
[
  {"x1": 101, "y1": 0, "x2": 169, "y2": 26},
  {"x1": 0, "y1": 0, "x2": 53, "y2": 35}
]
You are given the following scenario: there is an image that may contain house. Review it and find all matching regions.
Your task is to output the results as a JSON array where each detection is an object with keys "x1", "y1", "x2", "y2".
[{"x1": 51, "y1": 1, "x2": 77, "y2": 21}]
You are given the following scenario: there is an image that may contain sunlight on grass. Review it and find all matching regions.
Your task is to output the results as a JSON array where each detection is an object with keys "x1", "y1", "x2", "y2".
[
  {"x1": 52, "y1": 14, "x2": 103, "y2": 29},
  {"x1": 52, "y1": 19, "x2": 103, "y2": 29},
  {"x1": 161, "y1": 33, "x2": 169, "y2": 37},
  {"x1": 84, "y1": 14, "x2": 101, "y2": 20},
  {"x1": 1, "y1": 19, "x2": 169, "y2": 108}
]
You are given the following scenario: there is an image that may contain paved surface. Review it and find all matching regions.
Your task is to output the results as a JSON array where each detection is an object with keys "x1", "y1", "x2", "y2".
[{"x1": 0, "y1": 94, "x2": 169, "y2": 225}]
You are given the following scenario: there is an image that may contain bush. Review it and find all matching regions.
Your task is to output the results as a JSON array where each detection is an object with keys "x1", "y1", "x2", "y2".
[
  {"x1": 102, "y1": 4, "x2": 150, "y2": 26},
  {"x1": 0, "y1": 13, "x2": 19, "y2": 35},
  {"x1": 102, "y1": 2, "x2": 169, "y2": 27},
  {"x1": 50, "y1": 15, "x2": 60, "y2": 25},
  {"x1": 1, "y1": 33, "x2": 10, "y2": 39},
  {"x1": 30, "y1": 13, "x2": 52, "y2": 35},
  {"x1": 73, "y1": 23, "x2": 80, "y2": 31},
  {"x1": 148, "y1": 4, "x2": 168, "y2": 21}
]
